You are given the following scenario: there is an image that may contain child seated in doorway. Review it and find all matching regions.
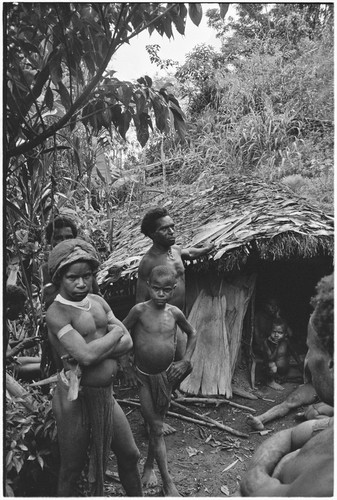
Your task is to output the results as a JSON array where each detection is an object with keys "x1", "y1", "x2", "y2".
[
  {"x1": 123, "y1": 265, "x2": 197, "y2": 496},
  {"x1": 262, "y1": 319, "x2": 290, "y2": 390},
  {"x1": 263, "y1": 318, "x2": 303, "y2": 391}
]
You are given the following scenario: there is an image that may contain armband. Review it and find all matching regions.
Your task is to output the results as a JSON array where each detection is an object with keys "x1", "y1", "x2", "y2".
[
  {"x1": 107, "y1": 311, "x2": 114, "y2": 322},
  {"x1": 57, "y1": 324, "x2": 73, "y2": 340}
]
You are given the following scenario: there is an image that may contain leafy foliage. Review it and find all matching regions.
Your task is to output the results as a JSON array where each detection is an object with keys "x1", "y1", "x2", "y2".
[
  {"x1": 207, "y1": 3, "x2": 333, "y2": 47},
  {"x1": 175, "y1": 44, "x2": 226, "y2": 113},
  {"x1": 146, "y1": 44, "x2": 179, "y2": 70},
  {"x1": 5, "y1": 389, "x2": 58, "y2": 496},
  {"x1": 167, "y1": 3, "x2": 333, "y2": 212},
  {"x1": 6, "y1": 2, "x2": 210, "y2": 161}
]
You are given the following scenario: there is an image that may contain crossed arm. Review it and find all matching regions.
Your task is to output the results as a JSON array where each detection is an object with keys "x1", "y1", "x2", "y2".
[
  {"x1": 240, "y1": 418, "x2": 332, "y2": 496},
  {"x1": 46, "y1": 300, "x2": 132, "y2": 366}
]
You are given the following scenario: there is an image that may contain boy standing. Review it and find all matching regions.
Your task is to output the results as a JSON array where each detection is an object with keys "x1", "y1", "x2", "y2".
[
  {"x1": 123, "y1": 265, "x2": 197, "y2": 496},
  {"x1": 46, "y1": 239, "x2": 142, "y2": 496}
]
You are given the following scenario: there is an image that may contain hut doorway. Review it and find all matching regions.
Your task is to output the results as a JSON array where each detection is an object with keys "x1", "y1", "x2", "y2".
[{"x1": 255, "y1": 257, "x2": 333, "y2": 354}]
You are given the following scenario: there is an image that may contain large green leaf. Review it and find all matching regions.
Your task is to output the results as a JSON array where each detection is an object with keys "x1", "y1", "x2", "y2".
[
  {"x1": 189, "y1": 3, "x2": 202, "y2": 26},
  {"x1": 219, "y1": 3, "x2": 229, "y2": 19},
  {"x1": 58, "y1": 82, "x2": 71, "y2": 111},
  {"x1": 110, "y1": 104, "x2": 122, "y2": 128},
  {"x1": 169, "y1": 5, "x2": 186, "y2": 35},
  {"x1": 44, "y1": 87, "x2": 54, "y2": 110},
  {"x1": 171, "y1": 108, "x2": 186, "y2": 141},
  {"x1": 49, "y1": 54, "x2": 62, "y2": 84},
  {"x1": 151, "y1": 94, "x2": 170, "y2": 134},
  {"x1": 6, "y1": 200, "x2": 31, "y2": 225},
  {"x1": 118, "y1": 110, "x2": 132, "y2": 139},
  {"x1": 135, "y1": 112, "x2": 152, "y2": 147}
]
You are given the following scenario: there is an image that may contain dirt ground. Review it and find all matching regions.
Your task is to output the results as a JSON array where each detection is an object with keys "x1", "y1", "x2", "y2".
[{"x1": 103, "y1": 367, "x2": 306, "y2": 497}]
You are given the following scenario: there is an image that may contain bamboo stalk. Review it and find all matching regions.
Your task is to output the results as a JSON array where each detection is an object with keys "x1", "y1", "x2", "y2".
[
  {"x1": 6, "y1": 372, "x2": 38, "y2": 413},
  {"x1": 171, "y1": 401, "x2": 248, "y2": 438},
  {"x1": 175, "y1": 397, "x2": 256, "y2": 413},
  {"x1": 30, "y1": 374, "x2": 58, "y2": 386}
]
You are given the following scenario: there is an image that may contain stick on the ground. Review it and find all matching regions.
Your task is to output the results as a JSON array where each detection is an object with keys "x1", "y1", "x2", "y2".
[
  {"x1": 175, "y1": 397, "x2": 256, "y2": 413},
  {"x1": 166, "y1": 410, "x2": 217, "y2": 428},
  {"x1": 116, "y1": 399, "x2": 216, "y2": 428},
  {"x1": 171, "y1": 400, "x2": 248, "y2": 438}
]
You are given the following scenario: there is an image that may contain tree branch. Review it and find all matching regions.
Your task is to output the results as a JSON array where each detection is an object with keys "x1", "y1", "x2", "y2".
[{"x1": 7, "y1": 3, "x2": 180, "y2": 159}]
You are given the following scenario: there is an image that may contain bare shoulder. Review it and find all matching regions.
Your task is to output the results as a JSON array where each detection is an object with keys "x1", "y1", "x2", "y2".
[
  {"x1": 138, "y1": 251, "x2": 154, "y2": 275},
  {"x1": 172, "y1": 244, "x2": 182, "y2": 254},
  {"x1": 134, "y1": 302, "x2": 147, "y2": 311},
  {"x1": 46, "y1": 301, "x2": 64, "y2": 320},
  {"x1": 89, "y1": 293, "x2": 109, "y2": 309},
  {"x1": 45, "y1": 301, "x2": 71, "y2": 329},
  {"x1": 130, "y1": 302, "x2": 148, "y2": 315},
  {"x1": 166, "y1": 304, "x2": 183, "y2": 317}
]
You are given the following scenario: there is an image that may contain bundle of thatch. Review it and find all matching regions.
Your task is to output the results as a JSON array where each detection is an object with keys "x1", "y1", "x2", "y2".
[{"x1": 97, "y1": 174, "x2": 333, "y2": 285}]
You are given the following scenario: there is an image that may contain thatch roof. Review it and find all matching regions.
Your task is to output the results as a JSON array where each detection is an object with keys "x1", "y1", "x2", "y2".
[{"x1": 96, "y1": 175, "x2": 333, "y2": 285}]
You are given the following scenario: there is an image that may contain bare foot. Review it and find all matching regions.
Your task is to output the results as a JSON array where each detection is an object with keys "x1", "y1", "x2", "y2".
[
  {"x1": 267, "y1": 380, "x2": 285, "y2": 391},
  {"x1": 163, "y1": 481, "x2": 180, "y2": 497},
  {"x1": 247, "y1": 414, "x2": 265, "y2": 430},
  {"x1": 163, "y1": 422, "x2": 176, "y2": 435},
  {"x1": 142, "y1": 467, "x2": 158, "y2": 489},
  {"x1": 145, "y1": 422, "x2": 176, "y2": 436}
]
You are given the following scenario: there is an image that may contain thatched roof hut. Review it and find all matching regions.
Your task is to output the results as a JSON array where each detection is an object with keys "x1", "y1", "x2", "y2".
[{"x1": 97, "y1": 175, "x2": 333, "y2": 397}]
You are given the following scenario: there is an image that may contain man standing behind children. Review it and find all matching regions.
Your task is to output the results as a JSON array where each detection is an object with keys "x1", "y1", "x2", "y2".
[{"x1": 123, "y1": 265, "x2": 197, "y2": 496}]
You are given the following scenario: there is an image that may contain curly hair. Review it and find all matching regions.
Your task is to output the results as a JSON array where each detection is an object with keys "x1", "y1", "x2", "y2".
[
  {"x1": 140, "y1": 207, "x2": 169, "y2": 237},
  {"x1": 45, "y1": 216, "x2": 77, "y2": 244},
  {"x1": 271, "y1": 318, "x2": 287, "y2": 332},
  {"x1": 310, "y1": 273, "x2": 334, "y2": 356},
  {"x1": 149, "y1": 265, "x2": 177, "y2": 285}
]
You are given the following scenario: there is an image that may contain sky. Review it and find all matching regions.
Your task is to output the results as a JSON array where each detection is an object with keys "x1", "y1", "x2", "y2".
[{"x1": 111, "y1": 3, "x2": 235, "y2": 82}]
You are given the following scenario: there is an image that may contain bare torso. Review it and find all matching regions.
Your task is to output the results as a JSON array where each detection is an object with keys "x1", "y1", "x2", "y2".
[
  {"x1": 132, "y1": 302, "x2": 177, "y2": 374},
  {"x1": 266, "y1": 338, "x2": 288, "y2": 362},
  {"x1": 273, "y1": 425, "x2": 333, "y2": 495},
  {"x1": 48, "y1": 294, "x2": 118, "y2": 387}
]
